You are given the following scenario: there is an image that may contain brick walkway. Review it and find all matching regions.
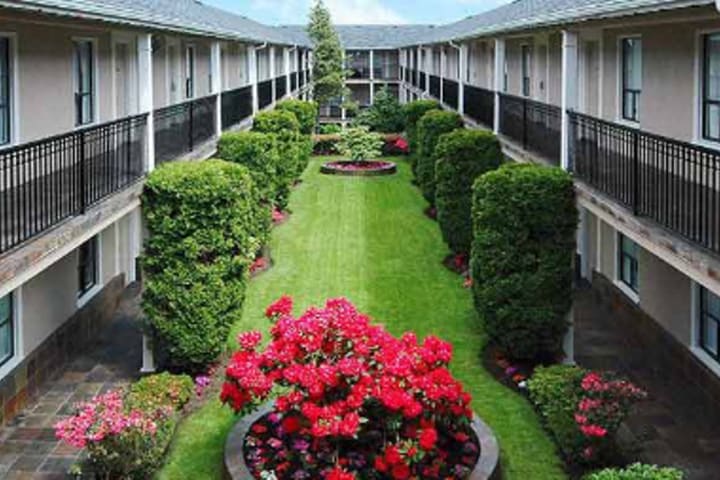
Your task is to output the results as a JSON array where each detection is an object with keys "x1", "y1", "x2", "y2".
[
  {"x1": 575, "y1": 281, "x2": 720, "y2": 480},
  {"x1": 0, "y1": 284, "x2": 142, "y2": 479}
]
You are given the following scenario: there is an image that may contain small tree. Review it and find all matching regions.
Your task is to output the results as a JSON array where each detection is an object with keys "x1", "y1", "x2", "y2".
[
  {"x1": 307, "y1": 1, "x2": 346, "y2": 106},
  {"x1": 352, "y1": 87, "x2": 405, "y2": 133},
  {"x1": 415, "y1": 110, "x2": 464, "y2": 204},
  {"x1": 339, "y1": 127, "x2": 383, "y2": 162}
]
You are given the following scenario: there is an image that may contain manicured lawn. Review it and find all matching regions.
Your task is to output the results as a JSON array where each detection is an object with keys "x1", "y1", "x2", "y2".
[{"x1": 158, "y1": 157, "x2": 566, "y2": 480}]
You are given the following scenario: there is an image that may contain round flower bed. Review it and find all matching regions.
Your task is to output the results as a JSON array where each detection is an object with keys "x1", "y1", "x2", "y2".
[
  {"x1": 321, "y1": 160, "x2": 397, "y2": 177},
  {"x1": 221, "y1": 297, "x2": 500, "y2": 480}
]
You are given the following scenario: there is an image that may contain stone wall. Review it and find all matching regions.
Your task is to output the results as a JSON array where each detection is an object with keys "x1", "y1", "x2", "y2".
[{"x1": 0, "y1": 275, "x2": 126, "y2": 425}]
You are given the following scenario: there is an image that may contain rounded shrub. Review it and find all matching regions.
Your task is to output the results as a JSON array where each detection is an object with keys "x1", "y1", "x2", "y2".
[
  {"x1": 276, "y1": 99, "x2": 319, "y2": 135},
  {"x1": 217, "y1": 131, "x2": 290, "y2": 209},
  {"x1": 253, "y1": 109, "x2": 301, "y2": 135},
  {"x1": 402, "y1": 99, "x2": 440, "y2": 155},
  {"x1": 253, "y1": 109, "x2": 311, "y2": 183},
  {"x1": 583, "y1": 464, "x2": 684, "y2": 480},
  {"x1": 142, "y1": 160, "x2": 271, "y2": 371},
  {"x1": 415, "y1": 110, "x2": 464, "y2": 203},
  {"x1": 470, "y1": 163, "x2": 577, "y2": 361},
  {"x1": 435, "y1": 129, "x2": 503, "y2": 254}
]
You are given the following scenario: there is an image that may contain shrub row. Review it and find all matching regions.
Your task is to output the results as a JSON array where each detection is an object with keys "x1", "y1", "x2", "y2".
[
  {"x1": 402, "y1": 99, "x2": 440, "y2": 164},
  {"x1": 415, "y1": 110, "x2": 465, "y2": 203},
  {"x1": 142, "y1": 160, "x2": 271, "y2": 371},
  {"x1": 471, "y1": 164, "x2": 577, "y2": 361}
]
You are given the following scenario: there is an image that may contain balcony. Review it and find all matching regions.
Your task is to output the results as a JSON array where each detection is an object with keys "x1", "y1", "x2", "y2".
[
  {"x1": 464, "y1": 85, "x2": 494, "y2": 128},
  {"x1": 154, "y1": 95, "x2": 217, "y2": 166},
  {"x1": 498, "y1": 93, "x2": 562, "y2": 165}
]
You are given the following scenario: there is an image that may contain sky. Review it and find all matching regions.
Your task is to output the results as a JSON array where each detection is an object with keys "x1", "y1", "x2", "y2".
[{"x1": 202, "y1": 0, "x2": 512, "y2": 26}]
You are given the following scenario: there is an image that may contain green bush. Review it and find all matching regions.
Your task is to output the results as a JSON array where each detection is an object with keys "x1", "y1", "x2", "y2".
[
  {"x1": 471, "y1": 164, "x2": 577, "y2": 360},
  {"x1": 528, "y1": 365, "x2": 587, "y2": 460},
  {"x1": 583, "y1": 464, "x2": 684, "y2": 480},
  {"x1": 276, "y1": 99, "x2": 319, "y2": 135},
  {"x1": 217, "y1": 132, "x2": 286, "y2": 207},
  {"x1": 352, "y1": 87, "x2": 405, "y2": 133},
  {"x1": 319, "y1": 123, "x2": 342, "y2": 134},
  {"x1": 127, "y1": 372, "x2": 194, "y2": 413},
  {"x1": 435, "y1": 129, "x2": 503, "y2": 254},
  {"x1": 142, "y1": 161, "x2": 270, "y2": 371},
  {"x1": 253, "y1": 109, "x2": 311, "y2": 182},
  {"x1": 402, "y1": 99, "x2": 440, "y2": 158},
  {"x1": 339, "y1": 127, "x2": 383, "y2": 161},
  {"x1": 415, "y1": 110, "x2": 464, "y2": 203}
]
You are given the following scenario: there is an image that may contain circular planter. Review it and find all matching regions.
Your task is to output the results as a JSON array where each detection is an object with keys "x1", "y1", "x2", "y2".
[
  {"x1": 224, "y1": 401, "x2": 501, "y2": 480},
  {"x1": 321, "y1": 160, "x2": 397, "y2": 177}
]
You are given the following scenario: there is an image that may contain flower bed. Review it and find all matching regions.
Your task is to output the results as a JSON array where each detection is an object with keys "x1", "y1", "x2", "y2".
[
  {"x1": 321, "y1": 160, "x2": 397, "y2": 177},
  {"x1": 221, "y1": 298, "x2": 500, "y2": 480}
]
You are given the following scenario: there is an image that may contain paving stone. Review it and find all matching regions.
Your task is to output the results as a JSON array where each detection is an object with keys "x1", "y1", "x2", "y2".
[{"x1": 10, "y1": 454, "x2": 46, "y2": 472}]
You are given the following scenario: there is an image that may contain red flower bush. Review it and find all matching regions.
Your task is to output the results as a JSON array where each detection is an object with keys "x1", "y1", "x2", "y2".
[{"x1": 222, "y1": 297, "x2": 478, "y2": 479}]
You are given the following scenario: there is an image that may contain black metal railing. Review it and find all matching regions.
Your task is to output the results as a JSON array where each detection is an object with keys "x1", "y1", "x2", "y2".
[
  {"x1": 258, "y1": 80, "x2": 273, "y2": 110},
  {"x1": 499, "y1": 93, "x2": 561, "y2": 164},
  {"x1": 419, "y1": 72, "x2": 426, "y2": 91},
  {"x1": 221, "y1": 86, "x2": 253, "y2": 130},
  {"x1": 154, "y1": 95, "x2": 217, "y2": 165},
  {"x1": 429, "y1": 75, "x2": 441, "y2": 99},
  {"x1": 1, "y1": 114, "x2": 147, "y2": 254},
  {"x1": 571, "y1": 112, "x2": 720, "y2": 254},
  {"x1": 464, "y1": 85, "x2": 495, "y2": 128},
  {"x1": 374, "y1": 66, "x2": 400, "y2": 80},
  {"x1": 291, "y1": 72, "x2": 298, "y2": 93},
  {"x1": 275, "y1": 76, "x2": 287, "y2": 101},
  {"x1": 443, "y1": 79, "x2": 459, "y2": 110}
]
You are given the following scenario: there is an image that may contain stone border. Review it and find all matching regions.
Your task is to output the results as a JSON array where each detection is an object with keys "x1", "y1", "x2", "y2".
[
  {"x1": 224, "y1": 401, "x2": 501, "y2": 480},
  {"x1": 320, "y1": 161, "x2": 397, "y2": 177}
]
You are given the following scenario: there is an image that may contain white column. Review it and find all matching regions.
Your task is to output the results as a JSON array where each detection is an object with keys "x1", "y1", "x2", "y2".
[
  {"x1": 578, "y1": 207, "x2": 591, "y2": 281},
  {"x1": 416, "y1": 46, "x2": 423, "y2": 93},
  {"x1": 440, "y1": 47, "x2": 446, "y2": 103},
  {"x1": 369, "y1": 50, "x2": 375, "y2": 104},
  {"x1": 561, "y1": 30, "x2": 579, "y2": 171},
  {"x1": 210, "y1": 41, "x2": 222, "y2": 137},
  {"x1": 458, "y1": 44, "x2": 467, "y2": 115},
  {"x1": 424, "y1": 47, "x2": 432, "y2": 95},
  {"x1": 284, "y1": 47, "x2": 291, "y2": 99},
  {"x1": 293, "y1": 48, "x2": 300, "y2": 95},
  {"x1": 269, "y1": 46, "x2": 276, "y2": 103},
  {"x1": 250, "y1": 46, "x2": 259, "y2": 113},
  {"x1": 137, "y1": 33, "x2": 155, "y2": 172},
  {"x1": 493, "y1": 38, "x2": 506, "y2": 135}
]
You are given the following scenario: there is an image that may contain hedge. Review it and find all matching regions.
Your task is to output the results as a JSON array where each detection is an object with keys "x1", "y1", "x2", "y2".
[
  {"x1": 402, "y1": 99, "x2": 440, "y2": 158},
  {"x1": 583, "y1": 464, "x2": 684, "y2": 480},
  {"x1": 217, "y1": 132, "x2": 287, "y2": 208},
  {"x1": 435, "y1": 129, "x2": 502, "y2": 254},
  {"x1": 471, "y1": 164, "x2": 577, "y2": 360},
  {"x1": 528, "y1": 365, "x2": 588, "y2": 461},
  {"x1": 276, "y1": 99, "x2": 319, "y2": 135},
  {"x1": 415, "y1": 110, "x2": 464, "y2": 203},
  {"x1": 142, "y1": 160, "x2": 270, "y2": 371},
  {"x1": 253, "y1": 109, "x2": 312, "y2": 182}
]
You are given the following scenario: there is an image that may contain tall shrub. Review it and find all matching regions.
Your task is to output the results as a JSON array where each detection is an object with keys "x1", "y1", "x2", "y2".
[
  {"x1": 435, "y1": 129, "x2": 502, "y2": 254},
  {"x1": 352, "y1": 87, "x2": 405, "y2": 133},
  {"x1": 415, "y1": 110, "x2": 464, "y2": 204},
  {"x1": 142, "y1": 161, "x2": 270, "y2": 371},
  {"x1": 307, "y1": 0, "x2": 346, "y2": 106},
  {"x1": 253, "y1": 110, "x2": 310, "y2": 182},
  {"x1": 402, "y1": 99, "x2": 440, "y2": 158},
  {"x1": 276, "y1": 99, "x2": 319, "y2": 135},
  {"x1": 471, "y1": 164, "x2": 577, "y2": 360},
  {"x1": 217, "y1": 132, "x2": 287, "y2": 208}
]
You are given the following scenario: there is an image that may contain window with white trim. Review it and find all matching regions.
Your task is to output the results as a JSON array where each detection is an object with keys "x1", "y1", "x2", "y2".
[
  {"x1": 700, "y1": 287, "x2": 720, "y2": 361},
  {"x1": 702, "y1": 33, "x2": 720, "y2": 142},
  {"x1": 185, "y1": 45, "x2": 196, "y2": 99},
  {"x1": 521, "y1": 45, "x2": 532, "y2": 97},
  {"x1": 0, "y1": 293, "x2": 13, "y2": 367},
  {"x1": 618, "y1": 234, "x2": 639, "y2": 293},
  {"x1": 74, "y1": 40, "x2": 95, "y2": 126},
  {"x1": 0, "y1": 37, "x2": 11, "y2": 145},
  {"x1": 621, "y1": 37, "x2": 641, "y2": 122},
  {"x1": 78, "y1": 237, "x2": 99, "y2": 298}
]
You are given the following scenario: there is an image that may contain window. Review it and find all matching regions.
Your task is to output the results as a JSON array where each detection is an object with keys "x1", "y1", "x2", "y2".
[
  {"x1": 621, "y1": 37, "x2": 642, "y2": 122},
  {"x1": 185, "y1": 46, "x2": 196, "y2": 99},
  {"x1": 0, "y1": 37, "x2": 11, "y2": 145},
  {"x1": 74, "y1": 40, "x2": 95, "y2": 126},
  {"x1": 78, "y1": 237, "x2": 98, "y2": 298},
  {"x1": 0, "y1": 293, "x2": 13, "y2": 367},
  {"x1": 700, "y1": 287, "x2": 720, "y2": 360},
  {"x1": 702, "y1": 34, "x2": 720, "y2": 142},
  {"x1": 618, "y1": 234, "x2": 639, "y2": 293},
  {"x1": 521, "y1": 45, "x2": 532, "y2": 97}
]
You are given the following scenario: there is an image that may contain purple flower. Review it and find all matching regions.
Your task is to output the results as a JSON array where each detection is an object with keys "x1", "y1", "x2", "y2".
[
  {"x1": 268, "y1": 437, "x2": 283, "y2": 449},
  {"x1": 292, "y1": 439, "x2": 310, "y2": 452},
  {"x1": 505, "y1": 366, "x2": 518, "y2": 376}
]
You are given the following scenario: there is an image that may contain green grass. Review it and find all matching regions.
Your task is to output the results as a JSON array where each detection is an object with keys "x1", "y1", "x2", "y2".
[{"x1": 158, "y1": 157, "x2": 566, "y2": 480}]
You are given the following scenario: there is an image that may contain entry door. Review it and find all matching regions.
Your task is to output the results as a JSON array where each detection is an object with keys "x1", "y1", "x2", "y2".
[
  {"x1": 581, "y1": 41, "x2": 600, "y2": 116},
  {"x1": 114, "y1": 42, "x2": 131, "y2": 117}
]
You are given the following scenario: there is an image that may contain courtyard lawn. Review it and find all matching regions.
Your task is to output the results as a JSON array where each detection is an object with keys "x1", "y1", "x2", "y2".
[{"x1": 158, "y1": 157, "x2": 566, "y2": 480}]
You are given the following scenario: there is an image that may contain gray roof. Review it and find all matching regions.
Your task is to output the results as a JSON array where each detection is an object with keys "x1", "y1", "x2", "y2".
[
  {"x1": 0, "y1": 0, "x2": 714, "y2": 48},
  {"x1": 0, "y1": 0, "x2": 309, "y2": 46}
]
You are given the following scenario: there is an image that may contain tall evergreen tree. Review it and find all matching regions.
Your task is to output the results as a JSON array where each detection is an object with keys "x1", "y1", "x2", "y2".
[{"x1": 307, "y1": 1, "x2": 346, "y2": 105}]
